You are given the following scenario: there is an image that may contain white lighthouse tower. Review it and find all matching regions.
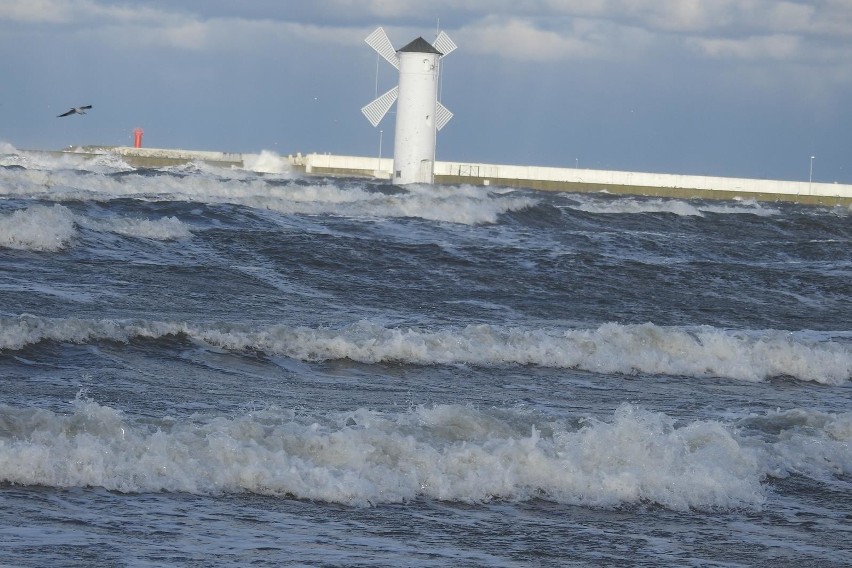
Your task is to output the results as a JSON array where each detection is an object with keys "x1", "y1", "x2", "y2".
[{"x1": 361, "y1": 27, "x2": 456, "y2": 185}]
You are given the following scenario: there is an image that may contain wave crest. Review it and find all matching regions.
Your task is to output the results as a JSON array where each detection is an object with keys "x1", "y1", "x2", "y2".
[
  {"x1": 0, "y1": 205, "x2": 77, "y2": 251},
  {"x1": 1, "y1": 397, "x2": 847, "y2": 509},
  {"x1": 568, "y1": 196, "x2": 779, "y2": 217},
  {"x1": 1, "y1": 316, "x2": 848, "y2": 384},
  {"x1": 1, "y1": 162, "x2": 533, "y2": 224}
]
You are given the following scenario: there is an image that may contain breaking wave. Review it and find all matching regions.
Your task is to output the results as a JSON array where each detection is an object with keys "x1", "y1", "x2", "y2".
[
  {"x1": 1, "y1": 316, "x2": 848, "y2": 384},
  {"x1": 0, "y1": 161, "x2": 534, "y2": 225},
  {"x1": 0, "y1": 396, "x2": 847, "y2": 510},
  {"x1": 0, "y1": 204, "x2": 76, "y2": 251},
  {"x1": 0, "y1": 205, "x2": 192, "y2": 250},
  {"x1": 567, "y1": 196, "x2": 780, "y2": 217}
]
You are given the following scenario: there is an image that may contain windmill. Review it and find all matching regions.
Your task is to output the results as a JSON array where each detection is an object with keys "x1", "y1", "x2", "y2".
[{"x1": 361, "y1": 27, "x2": 457, "y2": 185}]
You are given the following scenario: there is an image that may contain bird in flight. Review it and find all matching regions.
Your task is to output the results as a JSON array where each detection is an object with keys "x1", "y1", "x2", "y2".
[{"x1": 57, "y1": 105, "x2": 92, "y2": 117}]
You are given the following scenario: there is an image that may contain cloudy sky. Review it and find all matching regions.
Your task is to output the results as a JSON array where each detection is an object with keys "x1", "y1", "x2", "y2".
[{"x1": 2, "y1": 0, "x2": 850, "y2": 182}]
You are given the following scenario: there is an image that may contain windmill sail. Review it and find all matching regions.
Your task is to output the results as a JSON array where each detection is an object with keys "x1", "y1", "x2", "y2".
[
  {"x1": 436, "y1": 102, "x2": 453, "y2": 131},
  {"x1": 361, "y1": 86, "x2": 399, "y2": 127},
  {"x1": 365, "y1": 27, "x2": 399, "y2": 69},
  {"x1": 432, "y1": 31, "x2": 457, "y2": 57}
]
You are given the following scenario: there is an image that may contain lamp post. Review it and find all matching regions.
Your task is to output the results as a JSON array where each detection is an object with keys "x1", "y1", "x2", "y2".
[{"x1": 809, "y1": 156, "x2": 815, "y2": 194}]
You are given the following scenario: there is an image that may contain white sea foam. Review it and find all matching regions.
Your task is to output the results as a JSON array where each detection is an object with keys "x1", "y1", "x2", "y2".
[
  {"x1": 568, "y1": 197, "x2": 779, "y2": 217},
  {"x1": 78, "y1": 152, "x2": 135, "y2": 173},
  {"x1": 238, "y1": 182, "x2": 534, "y2": 224},
  {"x1": 199, "y1": 321, "x2": 852, "y2": 385},
  {"x1": 0, "y1": 317, "x2": 184, "y2": 351},
  {"x1": 0, "y1": 205, "x2": 77, "y2": 251},
  {"x1": 700, "y1": 200, "x2": 780, "y2": 216},
  {"x1": 0, "y1": 397, "x2": 847, "y2": 509},
  {"x1": 161, "y1": 160, "x2": 252, "y2": 180},
  {"x1": 0, "y1": 159, "x2": 533, "y2": 224},
  {"x1": 740, "y1": 408, "x2": 852, "y2": 481},
  {"x1": 0, "y1": 147, "x2": 132, "y2": 173},
  {"x1": 1, "y1": 316, "x2": 848, "y2": 384},
  {"x1": 242, "y1": 150, "x2": 292, "y2": 174},
  {"x1": 0, "y1": 204, "x2": 192, "y2": 250}
]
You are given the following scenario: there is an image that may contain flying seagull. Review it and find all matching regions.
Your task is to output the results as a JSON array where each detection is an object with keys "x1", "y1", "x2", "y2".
[{"x1": 57, "y1": 105, "x2": 92, "y2": 117}]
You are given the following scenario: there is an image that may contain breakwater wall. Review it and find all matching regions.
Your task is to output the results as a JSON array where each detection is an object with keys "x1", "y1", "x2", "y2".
[{"x1": 292, "y1": 152, "x2": 852, "y2": 206}]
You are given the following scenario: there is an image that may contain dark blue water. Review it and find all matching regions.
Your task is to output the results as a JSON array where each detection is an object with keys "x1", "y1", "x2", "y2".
[{"x1": 1, "y1": 148, "x2": 850, "y2": 566}]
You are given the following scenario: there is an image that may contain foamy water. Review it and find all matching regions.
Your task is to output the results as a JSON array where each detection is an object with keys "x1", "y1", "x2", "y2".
[
  {"x1": 566, "y1": 195, "x2": 781, "y2": 216},
  {"x1": 2, "y1": 316, "x2": 847, "y2": 384},
  {"x1": 0, "y1": 205, "x2": 76, "y2": 251},
  {"x1": 1, "y1": 146, "x2": 850, "y2": 566},
  {"x1": 0, "y1": 153, "x2": 535, "y2": 225},
  {"x1": 0, "y1": 204, "x2": 193, "y2": 250},
  {"x1": 2, "y1": 396, "x2": 846, "y2": 510}
]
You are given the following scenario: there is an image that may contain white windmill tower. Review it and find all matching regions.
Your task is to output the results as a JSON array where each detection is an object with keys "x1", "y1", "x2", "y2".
[{"x1": 361, "y1": 27, "x2": 457, "y2": 185}]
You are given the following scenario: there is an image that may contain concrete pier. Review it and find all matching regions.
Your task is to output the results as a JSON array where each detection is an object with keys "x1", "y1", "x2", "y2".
[{"x1": 290, "y1": 152, "x2": 852, "y2": 207}]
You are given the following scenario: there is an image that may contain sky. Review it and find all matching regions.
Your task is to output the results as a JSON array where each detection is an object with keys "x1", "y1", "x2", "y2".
[{"x1": 1, "y1": 0, "x2": 851, "y2": 183}]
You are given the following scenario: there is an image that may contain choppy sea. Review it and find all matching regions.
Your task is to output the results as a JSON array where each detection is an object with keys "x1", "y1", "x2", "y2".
[{"x1": 0, "y1": 145, "x2": 850, "y2": 567}]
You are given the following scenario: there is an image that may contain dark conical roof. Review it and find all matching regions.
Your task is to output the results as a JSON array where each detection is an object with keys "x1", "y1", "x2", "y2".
[{"x1": 398, "y1": 37, "x2": 442, "y2": 55}]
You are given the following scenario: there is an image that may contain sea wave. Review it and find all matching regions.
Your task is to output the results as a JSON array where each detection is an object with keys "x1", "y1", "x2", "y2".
[
  {"x1": 0, "y1": 163, "x2": 534, "y2": 225},
  {"x1": 1, "y1": 316, "x2": 848, "y2": 384},
  {"x1": 0, "y1": 204, "x2": 76, "y2": 251},
  {"x1": 0, "y1": 205, "x2": 192, "y2": 250},
  {"x1": 242, "y1": 150, "x2": 292, "y2": 174},
  {"x1": 79, "y1": 215, "x2": 192, "y2": 240},
  {"x1": 0, "y1": 397, "x2": 847, "y2": 510},
  {"x1": 566, "y1": 196, "x2": 780, "y2": 217},
  {"x1": 0, "y1": 147, "x2": 134, "y2": 173}
]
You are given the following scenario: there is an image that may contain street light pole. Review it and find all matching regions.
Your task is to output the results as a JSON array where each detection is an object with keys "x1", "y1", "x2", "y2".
[{"x1": 809, "y1": 156, "x2": 815, "y2": 194}]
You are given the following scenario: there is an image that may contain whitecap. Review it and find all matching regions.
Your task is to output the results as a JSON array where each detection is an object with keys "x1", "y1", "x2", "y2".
[
  {"x1": 0, "y1": 204, "x2": 77, "y2": 251},
  {"x1": 2, "y1": 398, "x2": 846, "y2": 510},
  {"x1": 567, "y1": 196, "x2": 779, "y2": 217},
  {"x1": 242, "y1": 150, "x2": 292, "y2": 175},
  {"x1": 1, "y1": 316, "x2": 848, "y2": 384}
]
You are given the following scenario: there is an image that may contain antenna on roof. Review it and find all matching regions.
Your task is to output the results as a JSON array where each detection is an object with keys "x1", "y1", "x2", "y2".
[{"x1": 360, "y1": 27, "x2": 457, "y2": 185}]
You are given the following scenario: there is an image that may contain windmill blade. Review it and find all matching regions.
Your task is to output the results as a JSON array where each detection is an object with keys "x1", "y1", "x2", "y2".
[
  {"x1": 365, "y1": 27, "x2": 399, "y2": 69},
  {"x1": 436, "y1": 101, "x2": 453, "y2": 131},
  {"x1": 361, "y1": 86, "x2": 399, "y2": 127},
  {"x1": 433, "y1": 31, "x2": 457, "y2": 58}
]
